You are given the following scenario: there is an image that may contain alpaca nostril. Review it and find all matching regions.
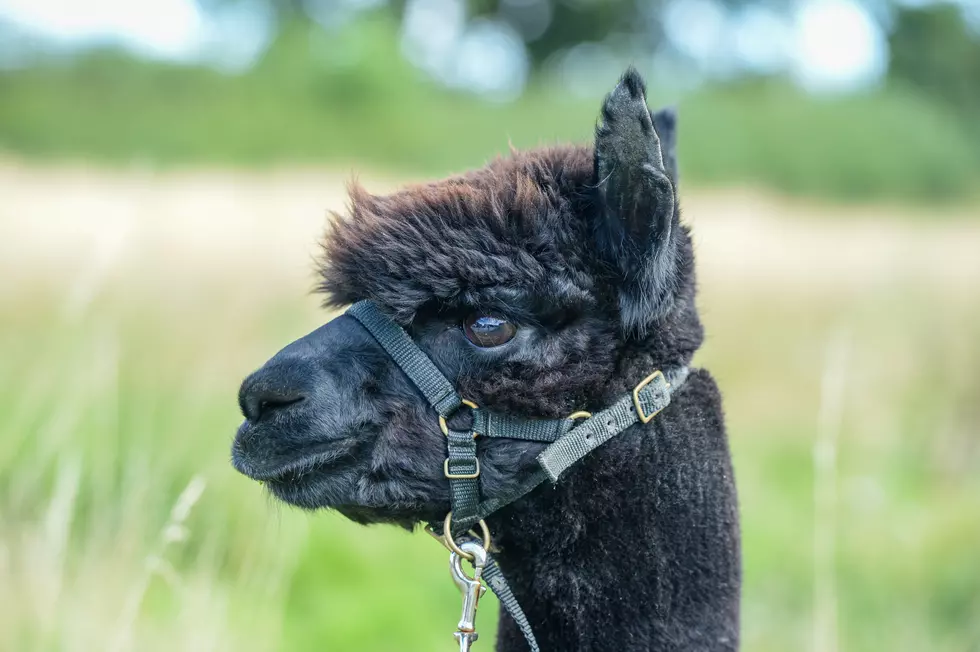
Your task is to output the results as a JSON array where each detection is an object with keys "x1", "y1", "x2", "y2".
[
  {"x1": 239, "y1": 356, "x2": 317, "y2": 423},
  {"x1": 241, "y1": 387, "x2": 306, "y2": 422}
]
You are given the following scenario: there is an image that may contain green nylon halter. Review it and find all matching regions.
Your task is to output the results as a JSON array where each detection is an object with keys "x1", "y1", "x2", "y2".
[{"x1": 346, "y1": 300, "x2": 687, "y2": 652}]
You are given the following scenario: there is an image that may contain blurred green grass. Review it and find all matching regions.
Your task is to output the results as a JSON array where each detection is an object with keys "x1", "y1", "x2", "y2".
[
  {"x1": 1, "y1": 15, "x2": 978, "y2": 203},
  {"x1": 1, "y1": 185, "x2": 978, "y2": 650}
]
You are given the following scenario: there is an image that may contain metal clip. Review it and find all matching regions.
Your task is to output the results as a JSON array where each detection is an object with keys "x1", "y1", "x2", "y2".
[{"x1": 450, "y1": 540, "x2": 488, "y2": 651}]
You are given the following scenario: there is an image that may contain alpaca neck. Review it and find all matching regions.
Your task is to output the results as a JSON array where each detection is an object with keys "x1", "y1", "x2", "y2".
[
  {"x1": 487, "y1": 374, "x2": 741, "y2": 652},
  {"x1": 488, "y1": 428, "x2": 665, "y2": 652}
]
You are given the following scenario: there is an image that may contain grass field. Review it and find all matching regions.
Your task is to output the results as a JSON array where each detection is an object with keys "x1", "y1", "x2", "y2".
[{"x1": 1, "y1": 161, "x2": 979, "y2": 651}]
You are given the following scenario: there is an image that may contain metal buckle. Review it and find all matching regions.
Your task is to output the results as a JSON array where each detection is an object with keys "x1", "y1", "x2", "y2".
[
  {"x1": 632, "y1": 370, "x2": 668, "y2": 424},
  {"x1": 440, "y1": 399, "x2": 480, "y2": 437},
  {"x1": 444, "y1": 458, "x2": 481, "y2": 480}
]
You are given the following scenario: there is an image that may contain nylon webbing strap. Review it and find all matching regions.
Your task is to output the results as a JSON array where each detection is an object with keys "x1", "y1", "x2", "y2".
[
  {"x1": 459, "y1": 372, "x2": 686, "y2": 529},
  {"x1": 347, "y1": 301, "x2": 462, "y2": 416},
  {"x1": 483, "y1": 555, "x2": 540, "y2": 652},
  {"x1": 537, "y1": 370, "x2": 677, "y2": 482},
  {"x1": 473, "y1": 411, "x2": 574, "y2": 442},
  {"x1": 445, "y1": 429, "x2": 480, "y2": 524},
  {"x1": 457, "y1": 467, "x2": 549, "y2": 531}
]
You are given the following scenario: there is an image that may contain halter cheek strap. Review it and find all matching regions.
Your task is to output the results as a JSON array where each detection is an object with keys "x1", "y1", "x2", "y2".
[{"x1": 347, "y1": 300, "x2": 687, "y2": 652}]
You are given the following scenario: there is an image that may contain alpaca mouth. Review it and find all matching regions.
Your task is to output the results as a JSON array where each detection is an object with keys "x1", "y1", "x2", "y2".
[
  {"x1": 240, "y1": 450, "x2": 339, "y2": 482},
  {"x1": 262, "y1": 466, "x2": 436, "y2": 527},
  {"x1": 236, "y1": 445, "x2": 360, "y2": 512},
  {"x1": 231, "y1": 422, "x2": 360, "y2": 483},
  {"x1": 336, "y1": 505, "x2": 433, "y2": 529}
]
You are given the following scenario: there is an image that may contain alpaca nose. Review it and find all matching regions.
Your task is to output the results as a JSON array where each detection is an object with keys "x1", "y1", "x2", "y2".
[
  {"x1": 241, "y1": 387, "x2": 305, "y2": 422},
  {"x1": 239, "y1": 364, "x2": 309, "y2": 422}
]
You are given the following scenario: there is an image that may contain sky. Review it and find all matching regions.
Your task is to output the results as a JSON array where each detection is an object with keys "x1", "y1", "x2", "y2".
[
  {"x1": 0, "y1": 0, "x2": 274, "y2": 71},
  {"x1": 0, "y1": 0, "x2": 207, "y2": 60},
  {"x1": 0, "y1": 0, "x2": 890, "y2": 92}
]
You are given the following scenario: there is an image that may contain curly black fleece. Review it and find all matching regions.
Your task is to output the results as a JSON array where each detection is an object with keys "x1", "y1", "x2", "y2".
[{"x1": 232, "y1": 67, "x2": 740, "y2": 651}]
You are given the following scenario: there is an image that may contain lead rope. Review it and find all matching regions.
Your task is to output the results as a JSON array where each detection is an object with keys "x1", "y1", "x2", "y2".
[
  {"x1": 445, "y1": 538, "x2": 539, "y2": 652},
  {"x1": 481, "y1": 556, "x2": 539, "y2": 652},
  {"x1": 347, "y1": 300, "x2": 686, "y2": 651}
]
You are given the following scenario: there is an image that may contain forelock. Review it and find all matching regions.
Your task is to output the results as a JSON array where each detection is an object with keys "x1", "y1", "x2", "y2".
[{"x1": 317, "y1": 145, "x2": 597, "y2": 322}]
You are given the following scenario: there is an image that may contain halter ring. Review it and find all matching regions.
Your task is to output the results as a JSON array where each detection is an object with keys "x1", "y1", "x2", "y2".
[
  {"x1": 439, "y1": 399, "x2": 480, "y2": 437},
  {"x1": 442, "y1": 512, "x2": 491, "y2": 561},
  {"x1": 424, "y1": 522, "x2": 491, "y2": 555}
]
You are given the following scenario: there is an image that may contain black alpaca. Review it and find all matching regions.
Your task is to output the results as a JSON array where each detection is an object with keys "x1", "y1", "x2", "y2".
[{"x1": 232, "y1": 68, "x2": 741, "y2": 651}]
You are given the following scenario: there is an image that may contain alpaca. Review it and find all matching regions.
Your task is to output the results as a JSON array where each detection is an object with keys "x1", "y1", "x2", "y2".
[{"x1": 232, "y1": 67, "x2": 741, "y2": 651}]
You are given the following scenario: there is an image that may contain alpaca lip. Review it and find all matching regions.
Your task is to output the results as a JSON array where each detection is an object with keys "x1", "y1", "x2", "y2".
[
  {"x1": 336, "y1": 505, "x2": 433, "y2": 529},
  {"x1": 231, "y1": 430, "x2": 358, "y2": 483},
  {"x1": 262, "y1": 473, "x2": 427, "y2": 522}
]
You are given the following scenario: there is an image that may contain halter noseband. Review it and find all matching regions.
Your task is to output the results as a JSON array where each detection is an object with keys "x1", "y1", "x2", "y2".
[{"x1": 347, "y1": 300, "x2": 687, "y2": 651}]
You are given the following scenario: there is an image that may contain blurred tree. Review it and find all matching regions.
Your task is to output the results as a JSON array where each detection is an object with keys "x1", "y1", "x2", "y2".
[
  {"x1": 199, "y1": 0, "x2": 980, "y2": 122},
  {"x1": 887, "y1": 3, "x2": 980, "y2": 120},
  {"x1": 198, "y1": 0, "x2": 669, "y2": 66},
  {"x1": 459, "y1": 0, "x2": 798, "y2": 65},
  {"x1": 453, "y1": 0, "x2": 653, "y2": 65}
]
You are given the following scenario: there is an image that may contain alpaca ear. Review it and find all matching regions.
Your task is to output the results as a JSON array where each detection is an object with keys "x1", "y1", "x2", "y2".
[
  {"x1": 652, "y1": 107, "x2": 678, "y2": 183},
  {"x1": 594, "y1": 67, "x2": 681, "y2": 336}
]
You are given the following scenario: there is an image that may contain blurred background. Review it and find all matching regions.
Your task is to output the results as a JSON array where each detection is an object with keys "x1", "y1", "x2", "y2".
[{"x1": 1, "y1": 0, "x2": 978, "y2": 651}]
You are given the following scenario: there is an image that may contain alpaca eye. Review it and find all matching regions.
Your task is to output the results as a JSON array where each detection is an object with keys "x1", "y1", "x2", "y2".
[{"x1": 463, "y1": 315, "x2": 517, "y2": 347}]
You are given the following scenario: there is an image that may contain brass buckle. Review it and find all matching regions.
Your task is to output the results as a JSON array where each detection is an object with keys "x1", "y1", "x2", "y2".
[
  {"x1": 444, "y1": 458, "x2": 480, "y2": 480},
  {"x1": 440, "y1": 399, "x2": 480, "y2": 437},
  {"x1": 632, "y1": 370, "x2": 668, "y2": 424}
]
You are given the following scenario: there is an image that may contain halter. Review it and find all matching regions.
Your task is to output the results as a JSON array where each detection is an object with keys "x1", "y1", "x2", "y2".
[{"x1": 347, "y1": 300, "x2": 687, "y2": 651}]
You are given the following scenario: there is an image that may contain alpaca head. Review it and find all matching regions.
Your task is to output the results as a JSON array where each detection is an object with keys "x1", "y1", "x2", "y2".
[{"x1": 231, "y1": 68, "x2": 702, "y2": 527}]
